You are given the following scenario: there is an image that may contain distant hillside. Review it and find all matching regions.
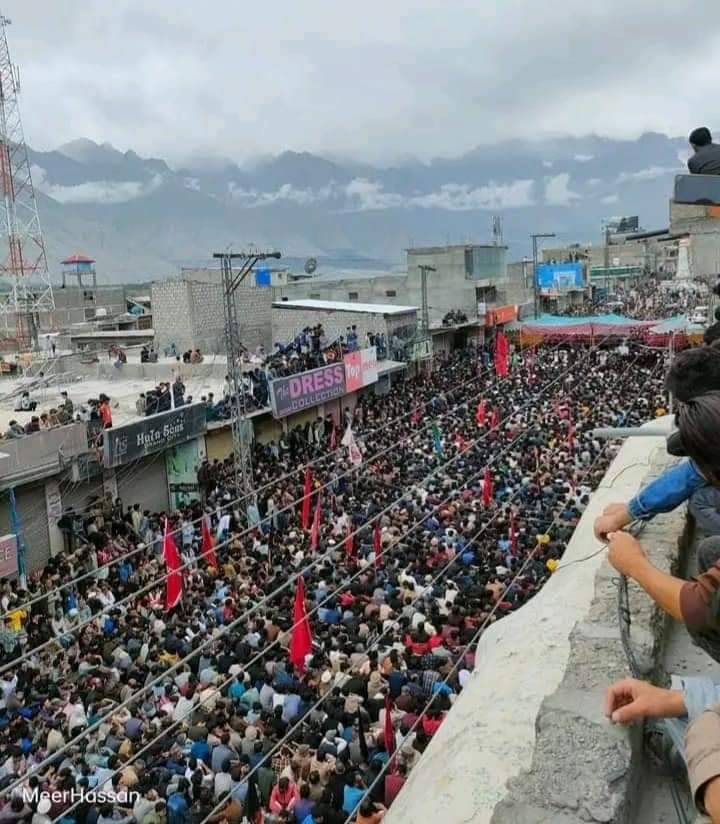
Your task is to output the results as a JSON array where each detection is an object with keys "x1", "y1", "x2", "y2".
[{"x1": 24, "y1": 132, "x2": 688, "y2": 283}]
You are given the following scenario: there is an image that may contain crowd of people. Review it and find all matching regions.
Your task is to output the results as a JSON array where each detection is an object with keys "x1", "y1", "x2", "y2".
[
  {"x1": 0, "y1": 331, "x2": 669, "y2": 824},
  {"x1": 2, "y1": 391, "x2": 113, "y2": 440}
]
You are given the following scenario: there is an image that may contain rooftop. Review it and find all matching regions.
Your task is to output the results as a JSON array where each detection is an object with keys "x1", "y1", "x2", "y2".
[
  {"x1": 61, "y1": 254, "x2": 95, "y2": 265},
  {"x1": 273, "y1": 299, "x2": 417, "y2": 315}
]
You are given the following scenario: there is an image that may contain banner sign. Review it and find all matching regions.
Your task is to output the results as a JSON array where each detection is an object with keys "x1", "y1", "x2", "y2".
[
  {"x1": 344, "y1": 347, "x2": 379, "y2": 392},
  {"x1": 0, "y1": 535, "x2": 18, "y2": 579},
  {"x1": 536, "y1": 263, "x2": 584, "y2": 292},
  {"x1": 103, "y1": 403, "x2": 207, "y2": 468},
  {"x1": 269, "y1": 363, "x2": 346, "y2": 419},
  {"x1": 166, "y1": 437, "x2": 206, "y2": 510}
]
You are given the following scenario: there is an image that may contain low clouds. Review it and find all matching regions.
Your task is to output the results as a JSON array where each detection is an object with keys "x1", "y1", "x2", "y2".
[
  {"x1": 226, "y1": 177, "x2": 536, "y2": 212},
  {"x1": 32, "y1": 165, "x2": 163, "y2": 204},
  {"x1": 544, "y1": 174, "x2": 580, "y2": 206},
  {"x1": 616, "y1": 165, "x2": 681, "y2": 183}
]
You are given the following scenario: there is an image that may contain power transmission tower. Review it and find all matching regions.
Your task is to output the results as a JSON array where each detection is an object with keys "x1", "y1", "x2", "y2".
[
  {"x1": 0, "y1": 14, "x2": 53, "y2": 349},
  {"x1": 214, "y1": 248, "x2": 281, "y2": 514}
]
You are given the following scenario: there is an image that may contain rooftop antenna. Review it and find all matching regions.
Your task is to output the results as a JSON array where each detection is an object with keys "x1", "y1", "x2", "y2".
[{"x1": 0, "y1": 13, "x2": 54, "y2": 349}]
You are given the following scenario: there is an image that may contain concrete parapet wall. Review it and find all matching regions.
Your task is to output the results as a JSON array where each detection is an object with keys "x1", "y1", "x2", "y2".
[{"x1": 387, "y1": 426, "x2": 684, "y2": 824}]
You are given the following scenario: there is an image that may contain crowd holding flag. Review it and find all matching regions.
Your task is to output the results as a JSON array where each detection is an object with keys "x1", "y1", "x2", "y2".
[
  {"x1": 494, "y1": 330, "x2": 510, "y2": 377},
  {"x1": 431, "y1": 421, "x2": 443, "y2": 456},
  {"x1": 289, "y1": 577, "x2": 313, "y2": 672},
  {"x1": 301, "y1": 468, "x2": 313, "y2": 530},
  {"x1": 482, "y1": 467, "x2": 493, "y2": 506},
  {"x1": 373, "y1": 521, "x2": 383, "y2": 567},
  {"x1": 163, "y1": 519, "x2": 183, "y2": 609},
  {"x1": 201, "y1": 515, "x2": 218, "y2": 567},
  {"x1": 490, "y1": 407, "x2": 500, "y2": 430},
  {"x1": 345, "y1": 524, "x2": 355, "y2": 556},
  {"x1": 310, "y1": 494, "x2": 322, "y2": 551},
  {"x1": 475, "y1": 400, "x2": 486, "y2": 427}
]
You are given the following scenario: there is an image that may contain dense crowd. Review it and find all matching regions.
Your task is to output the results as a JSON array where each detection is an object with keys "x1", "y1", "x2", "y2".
[{"x1": 0, "y1": 335, "x2": 668, "y2": 824}]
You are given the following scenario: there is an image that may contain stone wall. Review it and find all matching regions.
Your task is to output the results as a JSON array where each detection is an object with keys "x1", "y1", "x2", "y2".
[{"x1": 387, "y1": 424, "x2": 684, "y2": 824}]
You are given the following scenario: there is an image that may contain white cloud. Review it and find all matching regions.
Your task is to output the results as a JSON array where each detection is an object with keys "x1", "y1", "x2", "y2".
[
  {"x1": 542, "y1": 160, "x2": 554, "y2": 169},
  {"x1": 228, "y1": 181, "x2": 337, "y2": 206},
  {"x1": 616, "y1": 165, "x2": 680, "y2": 183},
  {"x1": 344, "y1": 178, "x2": 406, "y2": 210},
  {"x1": 587, "y1": 178, "x2": 602, "y2": 186},
  {"x1": 183, "y1": 177, "x2": 201, "y2": 191},
  {"x1": 32, "y1": 164, "x2": 164, "y2": 204},
  {"x1": 574, "y1": 153, "x2": 594, "y2": 162},
  {"x1": 545, "y1": 173, "x2": 580, "y2": 205},
  {"x1": 410, "y1": 180, "x2": 534, "y2": 210},
  {"x1": 601, "y1": 193, "x2": 619, "y2": 204}
]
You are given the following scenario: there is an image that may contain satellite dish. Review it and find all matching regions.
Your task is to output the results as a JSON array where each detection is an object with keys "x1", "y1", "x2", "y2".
[{"x1": 304, "y1": 258, "x2": 318, "y2": 275}]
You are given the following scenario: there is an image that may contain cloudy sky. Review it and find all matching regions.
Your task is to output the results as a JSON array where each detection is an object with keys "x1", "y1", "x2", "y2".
[{"x1": 9, "y1": 0, "x2": 719, "y2": 164}]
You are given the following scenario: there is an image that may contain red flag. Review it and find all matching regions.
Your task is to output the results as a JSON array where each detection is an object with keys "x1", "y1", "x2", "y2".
[
  {"x1": 345, "y1": 524, "x2": 355, "y2": 556},
  {"x1": 483, "y1": 468, "x2": 493, "y2": 507},
  {"x1": 510, "y1": 512, "x2": 518, "y2": 555},
  {"x1": 330, "y1": 426, "x2": 337, "y2": 451},
  {"x1": 490, "y1": 408, "x2": 500, "y2": 430},
  {"x1": 475, "y1": 400, "x2": 486, "y2": 427},
  {"x1": 301, "y1": 468, "x2": 313, "y2": 530},
  {"x1": 373, "y1": 521, "x2": 383, "y2": 568},
  {"x1": 310, "y1": 494, "x2": 322, "y2": 551},
  {"x1": 567, "y1": 418, "x2": 576, "y2": 450},
  {"x1": 289, "y1": 577, "x2": 313, "y2": 672},
  {"x1": 494, "y1": 332, "x2": 509, "y2": 377},
  {"x1": 201, "y1": 515, "x2": 218, "y2": 568},
  {"x1": 384, "y1": 693, "x2": 396, "y2": 770},
  {"x1": 163, "y1": 519, "x2": 183, "y2": 609}
]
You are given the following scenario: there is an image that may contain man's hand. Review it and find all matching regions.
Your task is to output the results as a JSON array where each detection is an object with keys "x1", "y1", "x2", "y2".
[
  {"x1": 594, "y1": 503, "x2": 632, "y2": 540},
  {"x1": 607, "y1": 531, "x2": 648, "y2": 579},
  {"x1": 604, "y1": 678, "x2": 686, "y2": 724}
]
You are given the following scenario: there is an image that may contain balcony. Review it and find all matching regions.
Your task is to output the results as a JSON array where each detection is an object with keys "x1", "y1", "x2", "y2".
[{"x1": 0, "y1": 423, "x2": 90, "y2": 487}]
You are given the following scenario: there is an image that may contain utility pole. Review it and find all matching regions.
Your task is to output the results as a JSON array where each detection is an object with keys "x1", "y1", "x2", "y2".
[
  {"x1": 214, "y1": 248, "x2": 281, "y2": 516},
  {"x1": 419, "y1": 265, "x2": 435, "y2": 336},
  {"x1": 532, "y1": 233, "x2": 555, "y2": 318},
  {"x1": 604, "y1": 222, "x2": 612, "y2": 295}
]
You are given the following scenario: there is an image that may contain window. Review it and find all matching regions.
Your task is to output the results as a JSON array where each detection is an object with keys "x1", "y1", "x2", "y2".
[
  {"x1": 84, "y1": 307, "x2": 96, "y2": 321},
  {"x1": 348, "y1": 292, "x2": 359, "y2": 301},
  {"x1": 385, "y1": 290, "x2": 397, "y2": 297},
  {"x1": 309, "y1": 293, "x2": 321, "y2": 299}
]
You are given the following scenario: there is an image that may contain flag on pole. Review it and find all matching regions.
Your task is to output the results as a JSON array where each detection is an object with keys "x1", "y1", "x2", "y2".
[
  {"x1": 494, "y1": 331, "x2": 509, "y2": 377},
  {"x1": 510, "y1": 512, "x2": 518, "y2": 555},
  {"x1": 301, "y1": 468, "x2": 313, "y2": 530},
  {"x1": 475, "y1": 400, "x2": 486, "y2": 427},
  {"x1": 330, "y1": 425, "x2": 337, "y2": 451},
  {"x1": 342, "y1": 424, "x2": 363, "y2": 467},
  {"x1": 310, "y1": 494, "x2": 322, "y2": 551},
  {"x1": 384, "y1": 693, "x2": 396, "y2": 770},
  {"x1": 490, "y1": 408, "x2": 500, "y2": 430},
  {"x1": 345, "y1": 524, "x2": 355, "y2": 556},
  {"x1": 482, "y1": 468, "x2": 493, "y2": 507},
  {"x1": 567, "y1": 417, "x2": 576, "y2": 450},
  {"x1": 289, "y1": 576, "x2": 313, "y2": 673},
  {"x1": 431, "y1": 421, "x2": 443, "y2": 456},
  {"x1": 373, "y1": 521, "x2": 383, "y2": 567},
  {"x1": 163, "y1": 519, "x2": 183, "y2": 609},
  {"x1": 201, "y1": 515, "x2": 218, "y2": 568}
]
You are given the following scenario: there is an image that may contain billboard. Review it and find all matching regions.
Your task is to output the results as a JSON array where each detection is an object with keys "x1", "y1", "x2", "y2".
[
  {"x1": 269, "y1": 363, "x2": 347, "y2": 418},
  {"x1": 166, "y1": 437, "x2": 206, "y2": 510},
  {"x1": 103, "y1": 403, "x2": 207, "y2": 468},
  {"x1": 536, "y1": 263, "x2": 584, "y2": 292},
  {"x1": 344, "y1": 347, "x2": 379, "y2": 392},
  {"x1": 0, "y1": 535, "x2": 18, "y2": 579}
]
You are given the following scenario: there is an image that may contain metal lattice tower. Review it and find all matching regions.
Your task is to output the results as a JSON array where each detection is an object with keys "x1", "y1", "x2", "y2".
[
  {"x1": 0, "y1": 13, "x2": 53, "y2": 349},
  {"x1": 214, "y1": 248, "x2": 280, "y2": 516}
]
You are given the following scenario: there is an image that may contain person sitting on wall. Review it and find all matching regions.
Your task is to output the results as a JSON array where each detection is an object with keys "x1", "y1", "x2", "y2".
[
  {"x1": 688, "y1": 127, "x2": 720, "y2": 175},
  {"x1": 13, "y1": 391, "x2": 36, "y2": 412}
]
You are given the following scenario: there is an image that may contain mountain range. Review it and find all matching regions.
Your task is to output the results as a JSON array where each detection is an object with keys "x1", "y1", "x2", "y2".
[{"x1": 25, "y1": 132, "x2": 690, "y2": 283}]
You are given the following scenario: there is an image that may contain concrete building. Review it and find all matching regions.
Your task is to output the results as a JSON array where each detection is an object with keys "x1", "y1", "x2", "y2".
[
  {"x1": 152, "y1": 267, "x2": 273, "y2": 356},
  {"x1": 271, "y1": 299, "x2": 418, "y2": 351}
]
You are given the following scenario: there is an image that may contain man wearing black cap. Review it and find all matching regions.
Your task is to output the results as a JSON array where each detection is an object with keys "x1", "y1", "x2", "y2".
[{"x1": 688, "y1": 127, "x2": 720, "y2": 175}]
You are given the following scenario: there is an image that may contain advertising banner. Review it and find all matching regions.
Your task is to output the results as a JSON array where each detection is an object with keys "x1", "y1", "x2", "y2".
[
  {"x1": 344, "y1": 346, "x2": 379, "y2": 392},
  {"x1": 269, "y1": 363, "x2": 346, "y2": 419},
  {"x1": 536, "y1": 263, "x2": 584, "y2": 291},
  {"x1": 0, "y1": 535, "x2": 18, "y2": 579},
  {"x1": 103, "y1": 403, "x2": 207, "y2": 468},
  {"x1": 166, "y1": 437, "x2": 206, "y2": 510}
]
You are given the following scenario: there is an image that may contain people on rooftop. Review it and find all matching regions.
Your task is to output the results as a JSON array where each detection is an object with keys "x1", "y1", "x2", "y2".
[{"x1": 688, "y1": 126, "x2": 720, "y2": 176}]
